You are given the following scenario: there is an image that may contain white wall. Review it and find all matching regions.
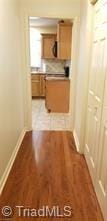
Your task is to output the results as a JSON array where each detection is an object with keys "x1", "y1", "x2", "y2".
[
  {"x1": 73, "y1": 0, "x2": 94, "y2": 152},
  {"x1": 31, "y1": 26, "x2": 57, "y2": 34},
  {"x1": 0, "y1": 0, "x2": 24, "y2": 182},
  {"x1": 21, "y1": 0, "x2": 81, "y2": 18}
]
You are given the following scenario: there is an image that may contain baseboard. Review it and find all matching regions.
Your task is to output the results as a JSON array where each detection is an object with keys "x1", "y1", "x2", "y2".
[
  {"x1": 73, "y1": 129, "x2": 80, "y2": 152},
  {"x1": 0, "y1": 128, "x2": 26, "y2": 195}
]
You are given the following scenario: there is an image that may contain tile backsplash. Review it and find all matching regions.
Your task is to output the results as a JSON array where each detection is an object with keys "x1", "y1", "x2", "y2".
[
  {"x1": 31, "y1": 59, "x2": 71, "y2": 74},
  {"x1": 42, "y1": 59, "x2": 66, "y2": 73}
]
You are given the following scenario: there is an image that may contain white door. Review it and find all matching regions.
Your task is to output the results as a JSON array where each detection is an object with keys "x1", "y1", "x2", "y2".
[
  {"x1": 96, "y1": 40, "x2": 107, "y2": 219},
  {"x1": 85, "y1": 36, "x2": 107, "y2": 184},
  {"x1": 85, "y1": 0, "x2": 107, "y2": 219},
  {"x1": 96, "y1": 108, "x2": 107, "y2": 219}
]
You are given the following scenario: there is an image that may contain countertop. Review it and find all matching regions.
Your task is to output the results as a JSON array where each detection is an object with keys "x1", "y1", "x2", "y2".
[
  {"x1": 31, "y1": 71, "x2": 70, "y2": 80},
  {"x1": 31, "y1": 71, "x2": 46, "y2": 75},
  {"x1": 31, "y1": 71, "x2": 65, "y2": 76},
  {"x1": 46, "y1": 76, "x2": 69, "y2": 81},
  {"x1": 45, "y1": 73, "x2": 69, "y2": 80}
]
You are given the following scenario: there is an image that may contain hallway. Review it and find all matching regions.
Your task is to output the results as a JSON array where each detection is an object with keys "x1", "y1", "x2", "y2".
[{"x1": 0, "y1": 131, "x2": 103, "y2": 221}]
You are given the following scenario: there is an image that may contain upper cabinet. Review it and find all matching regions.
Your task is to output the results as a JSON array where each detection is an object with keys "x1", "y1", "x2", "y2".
[
  {"x1": 41, "y1": 34, "x2": 57, "y2": 59},
  {"x1": 57, "y1": 21, "x2": 72, "y2": 60},
  {"x1": 41, "y1": 21, "x2": 72, "y2": 60}
]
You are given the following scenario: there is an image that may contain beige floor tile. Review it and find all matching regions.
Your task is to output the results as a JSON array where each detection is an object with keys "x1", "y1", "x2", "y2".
[{"x1": 32, "y1": 99, "x2": 72, "y2": 131}]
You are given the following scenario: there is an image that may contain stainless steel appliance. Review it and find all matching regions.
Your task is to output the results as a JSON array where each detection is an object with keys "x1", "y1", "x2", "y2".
[
  {"x1": 64, "y1": 66, "x2": 69, "y2": 77},
  {"x1": 52, "y1": 41, "x2": 57, "y2": 57}
]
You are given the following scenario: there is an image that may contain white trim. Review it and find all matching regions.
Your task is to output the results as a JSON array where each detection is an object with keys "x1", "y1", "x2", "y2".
[
  {"x1": 73, "y1": 129, "x2": 80, "y2": 152},
  {"x1": 0, "y1": 128, "x2": 26, "y2": 195},
  {"x1": 70, "y1": 17, "x2": 80, "y2": 131}
]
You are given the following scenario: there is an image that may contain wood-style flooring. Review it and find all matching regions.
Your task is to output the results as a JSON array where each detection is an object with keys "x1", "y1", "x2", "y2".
[{"x1": 0, "y1": 131, "x2": 103, "y2": 221}]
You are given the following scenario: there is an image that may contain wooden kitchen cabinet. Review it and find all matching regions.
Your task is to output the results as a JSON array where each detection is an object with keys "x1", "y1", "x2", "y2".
[
  {"x1": 31, "y1": 74, "x2": 40, "y2": 97},
  {"x1": 57, "y1": 21, "x2": 72, "y2": 59},
  {"x1": 40, "y1": 74, "x2": 46, "y2": 97},
  {"x1": 41, "y1": 34, "x2": 57, "y2": 59},
  {"x1": 31, "y1": 74, "x2": 46, "y2": 97},
  {"x1": 45, "y1": 79, "x2": 70, "y2": 113}
]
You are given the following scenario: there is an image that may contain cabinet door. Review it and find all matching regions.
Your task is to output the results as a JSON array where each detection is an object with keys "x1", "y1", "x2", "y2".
[
  {"x1": 31, "y1": 75, "x2": 40, "y2": 97},
  {"x1": 57, "y1": 22, "x2": 72, "y2": 59},
  {"x1": 40, "y1": 75, "x2": 46, "y2": 97},
  {"x1": 41, "y1": 34, "x2": 56, "y2": 59},
  {"x1": 32, "y1": 81, "x2": 40, "y2": 97},
  {"x1": 46, "y1": 80, "x2": 70, "y2": 113}
]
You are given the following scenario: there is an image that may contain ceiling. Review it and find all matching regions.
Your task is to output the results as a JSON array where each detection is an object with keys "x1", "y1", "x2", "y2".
[{"x1": 29, "y1": 17, "x2": 65, "y2": 27}]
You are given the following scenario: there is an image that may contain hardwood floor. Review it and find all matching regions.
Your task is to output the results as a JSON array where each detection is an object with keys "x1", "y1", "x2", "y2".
[{"x1": 0, "y1": 131, "x2": 103, "y2": 221}]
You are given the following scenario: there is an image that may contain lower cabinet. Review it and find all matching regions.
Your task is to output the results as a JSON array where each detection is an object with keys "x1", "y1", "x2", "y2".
[
  {"x1": 31, "y1": 74, "x2": 40, "y2": 97},
  {"x1": 40, "y1": 74, "x2": 46, "y2": 97},
  {"x1": 45, "y1": 79, "x2": 70, "y2": 113},
  {"x1": 31, "y1": 74, "x2": 46, "y2": 97}
]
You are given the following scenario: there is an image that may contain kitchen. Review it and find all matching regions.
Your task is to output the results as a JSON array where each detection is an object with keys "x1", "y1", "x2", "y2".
[{"x1": 29, "y1": 17, "x2": 72, "y2": 130}]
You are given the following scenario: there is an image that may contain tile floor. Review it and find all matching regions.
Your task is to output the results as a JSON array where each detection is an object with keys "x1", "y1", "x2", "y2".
[{"x1": 32, "y1": 99, "x2": 72, "y2": 131}]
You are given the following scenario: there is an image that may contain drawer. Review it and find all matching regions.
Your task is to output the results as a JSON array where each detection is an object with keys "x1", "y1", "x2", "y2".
[{"x1": 31, "y1": 74, "x2": 40, "y2": 81}]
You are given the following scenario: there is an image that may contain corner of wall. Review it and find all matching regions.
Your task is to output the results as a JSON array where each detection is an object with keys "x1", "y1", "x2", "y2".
[
  {"x1": 73, "y1": 129, "x2": 80, "y2": 152},
  {"x1": 0, "y1": 128, "x2": 26, "y2": 195}
]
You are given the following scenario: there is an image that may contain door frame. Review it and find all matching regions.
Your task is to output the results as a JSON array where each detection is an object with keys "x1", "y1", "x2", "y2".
[{"x1": 21, "y1": 12, "x2": 80, "y2": 136}]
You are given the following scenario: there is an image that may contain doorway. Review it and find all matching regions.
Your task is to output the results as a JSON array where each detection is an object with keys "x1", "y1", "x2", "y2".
[{"x1": 29, "y1": 17, "x2": 73, "y2": 131}]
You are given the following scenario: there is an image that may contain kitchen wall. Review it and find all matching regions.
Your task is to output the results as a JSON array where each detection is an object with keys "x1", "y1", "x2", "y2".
[
  {"x1": 31, "y1": 26, "x2": 57, "y2": 34},
  {"x1": 0, "y1": 0, "x2": 24, "y2": 190},
  {"x1": 42, "y1": 59, "x2": 66, "y2": 73}
]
